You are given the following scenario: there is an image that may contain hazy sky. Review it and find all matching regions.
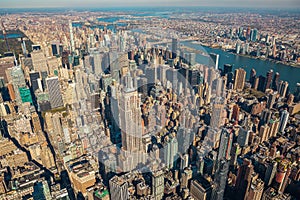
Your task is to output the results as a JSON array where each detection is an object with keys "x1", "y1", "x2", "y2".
[{"x1": 1, "y1": 0, "x2": 299, "y2": 8}]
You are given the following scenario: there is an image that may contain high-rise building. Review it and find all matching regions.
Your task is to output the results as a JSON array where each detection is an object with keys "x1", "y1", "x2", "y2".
[
  {"x1": 210, "y1": 97, "x2": 225, "y2": 128},
  {"x1": 32, "y1": 180, "x2": 52, "y2": 200},
  {"x1": 209, "y1": 53, "x2": 219, "y2": 70},
  {"x1": 278, "y1": 81, "x2": 289, "y2": 98},
  {"x1": 217, "y1": 128, "x2": 233, "y2": 161},
  {"x1": 244, "y1": 178, "x2": 264, "y2": 200},
  {"x1": 31, "y1": 50, "x2": 48, "y2": 72},
  {"x1": 29, "y1": 71, "x2": 41, "y2": 92},
  {"x1": 190, "y1": 176, "x2": 213, "y2": 200},
  {"x1": 10, "y1": 65, "x2": 26, "y2": 105},
  {"x1": 265, "y1": 70, "x2": 273, "y2": 91},
  {"x1": 250, "y1": 68, "x2": 256, "y2": 86},
  {"x1": 237, "y1": 127, "x2": 249, "y2": 147},
  {"x1": 212, "y1": 160, "x2": 229, "y2": 200},
  {"x1": 233, "y1": 68, "x2": 246, "y2": 91},
  {"x1": 264, "y1": 160, "x2": 277, "y2": 186},
  {"x1": 267, "y1": 91, "x2": 277, "y2": 109},
  {"x1": 69, "y1": 20, "x2": 75, "y2": 53},
  {"x1": 272, "y1": 72, "x2": 280, "y2": 90},
  {"x1": 109, "y1": 176, "x2": 129, "y2": 200},
  {"x1": 152, "y1": 170, "x2": 164, "y2": 200},
  {"x1": 236, "y1": 159, "x2": 254, "y2": 198},
  {"x1": 119, "y1": 76, "x2": 142, "y2": 152},
  {"x1": 223, "y1": 64, "x2": 232, "y2": 75},
  {"x1": 172, "y1": 38, "x2": 179, "y2": 58},
  {"x1": 279, "y1": 110, "x2": 289, "y2": 133},
  {"x1": 250, "y1": 29, "x2": 258, "y2": 42},
  {"x1": 257, "y1": 75, "x2": 266, "y2": 92},
  {"x1": 46, "y1": 77, "x2": 64, "y2": 109}
]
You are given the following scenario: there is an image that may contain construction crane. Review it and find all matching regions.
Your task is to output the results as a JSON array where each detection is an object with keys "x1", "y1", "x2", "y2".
[{"x1": 1, "y1": 19, "x2": 11, "y2": 51}]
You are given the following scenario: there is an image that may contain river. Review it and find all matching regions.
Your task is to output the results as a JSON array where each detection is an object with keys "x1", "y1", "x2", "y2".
[{"x1": 182, "y1": 41, "x2": 300, "y2": 92}]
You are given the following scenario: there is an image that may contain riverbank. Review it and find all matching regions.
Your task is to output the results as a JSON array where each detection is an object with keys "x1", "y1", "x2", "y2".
[{"x1": 191, "y1": 41, "x2": 300, "y2": 69}]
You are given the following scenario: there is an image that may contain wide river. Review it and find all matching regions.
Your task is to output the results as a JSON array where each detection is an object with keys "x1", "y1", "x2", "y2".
[{"x1": 182, "y1": 41, "x2": 300, "y2": 92}]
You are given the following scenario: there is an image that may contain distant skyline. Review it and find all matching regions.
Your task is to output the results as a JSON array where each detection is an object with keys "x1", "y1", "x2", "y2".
[{"x1": 1, "y1": 0, "x2": 300, "y2": 9}]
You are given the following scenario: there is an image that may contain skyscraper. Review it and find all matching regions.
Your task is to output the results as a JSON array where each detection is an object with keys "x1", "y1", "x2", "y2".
[
  {"x1": 69, "y1": 20, "x2": 75, "y2": 53},
  {"x1": 264, "y1": 160, "x2": 277, "y2": 186},
  {"x1": 233, "y1": 68, "x2": 246, "y2": 91},
  {"x1": 152, "y1": 170, "x2": 164, "y2": 200},
  {"x1": 212, "y1": 159, "x2": 229, "y2": 200},
  {"x1": 237, "y1": 127, "x2": 249, "y2": 147},
  {"x1": 29, "y1": 71, "x2": 40, "y2": 92},
  {"x1": 250, "y1": 69, "x2": 256, "y2": 86},
  {"x1": 265, "y1": 70, "x2": 273, "y2": 91},
  {"x1": 279, "y1": 110, "x2": 289, "y2": 133},
  {"x1": 236, "y1": 159, "x2": 254, "y2": 198},
  {"x1": 278, "y1": 81, "x2": 289, "y2": 98},
  {"x1": 119, "y1": 76, "x2": 142, "y2": 152},
  {"x1": 209, "y1": 53, "x2": 219, "y2": 70},
  {"x1": 272, "y1": 72, "x2": 280, "y2": 90},
  {"x1": 109, "y1": 176, "x2": 129, "y2": 200},
  {"x1": 172, "y1": 38, "x2": 179, "y2": 58},
  {"x1": 210, "y1": 97, "x2": 225, "y2": 128},
  {"x1": 46, "y1": 77, "x2": 64, "y2": 109},
  {"x1": 217, "y1": 128, "x2": 233, "y2": 161}
]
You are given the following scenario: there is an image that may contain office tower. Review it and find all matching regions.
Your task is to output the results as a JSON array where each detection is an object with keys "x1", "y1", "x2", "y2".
[
  {"x1": 217, "y1": 129, "x2": 233, "y2": 161},
  {"x1": 188, "y1": 68, "x2": 201, "y2": 86},
  {"x1": 119, "y1": 76, "x2": 142, "y2": 152},
  {"x1": 244, "y1": 178, "x2": 264, "y2": 200},
  {"x1": 264, "y1": 160, "x2": 277, "y2": 186},
  {"x1": 278, "y1": 81, "x2": 289, "y2": 98},
  {"x1": 212, "y1": 159, "x2": 229, "y2": 200},
  {"x1": 209, "y1": 53, "x2": 219, "y2": 70},
  {"x1": 62, "y1": 51, "x2": 70, "y2": 69},
  {"x1": 236, "y1": 42, "x2": 241, "y2": 54},
  {"x1": 273, "y1": 159, "x2": 290, "y2": 192},
  {"x1": 10, "y1": 65, "x2": 26, "y2": 104},
  {"x1": 223, "y1": 64, "x2": 232, "y2": 75},
  {"x1": 250, "y1": 29, "x2": 258, "y2": 42},
  {"x1": 190, "y1": 176, "x2": 213, "y2": 200},
  {"x1": 32, "y1": 180, "x2": 51, "y2": 200},
  {"x1": 163, "y1": 133, "x2": 178, "y2": 169},
  {"x1": 29, "y1": 71, "x2": 40, "y2": 92},
  {"x1": 46, "y1": 77, "x2": 64, "y2": 109},
  {"x1": 152, "y1": 170, "x2": 164, "y2": 200},
  {"x1": 237, "y1": 127, "x2": 249, "y2": 147},
  {"x1": 210, "y1": 97, "x2": 225, "y2": 128},
  {"x1": 69, "y1": 20, "x2": 75, "y2": 53},
  {"x1": 172, "y1": 38, "x2": 179, "y2": 58},
  {"x1": 272, "y1": 72, "x2": 280, "y2": 90},
  {"x1": 31, "y1": 50, "x2": 48, "y2": 72},
  {"x1": 269, "y1": 119, "x2": 279, "y2": 138},
  {"x1": 259, "y1": 124, "x2": 270, "y2": 143},
  {"x1": 236, "y1": 159, "x2": 254, "y2": 198},
  {"x1": 260, "y1": 109, "x2": 272, "y2": 124},
  {"x1": 265, "y1": 70, "x2": 273, "y2": 90},
  {"x1": 230, "y1": 143, "x2": 240, "y2": 167},
  {"x1": 109, "y1": 176, "x2": 129, "y2": 200},
  {"x1": 267, "y1": 91, "x2": 277, "y2": 109},
  {"x1": 279, "y1": 110, "x2": 289, "y2": 133},
  {"x1": 180, "y1": 168, "x2": 192, "y2": 188},
  {"x1": 286, "y1": 94, "x2": 294, "y2": 105},
  {"x1": 90, "y1": 49, "x2": 103, "y2": 75},
  {"x1": 188, "y1": 53, "x2": 196, "y2": 66},
  {"x1": 232, "y1": 104, "x2": 240, "y2": 122},
  {"x1": 233, "y1": 68, "x2": 246, "y2": 91},
  {"x1": 257, "y1": 75, "x2": 266, "y2": 92}
]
